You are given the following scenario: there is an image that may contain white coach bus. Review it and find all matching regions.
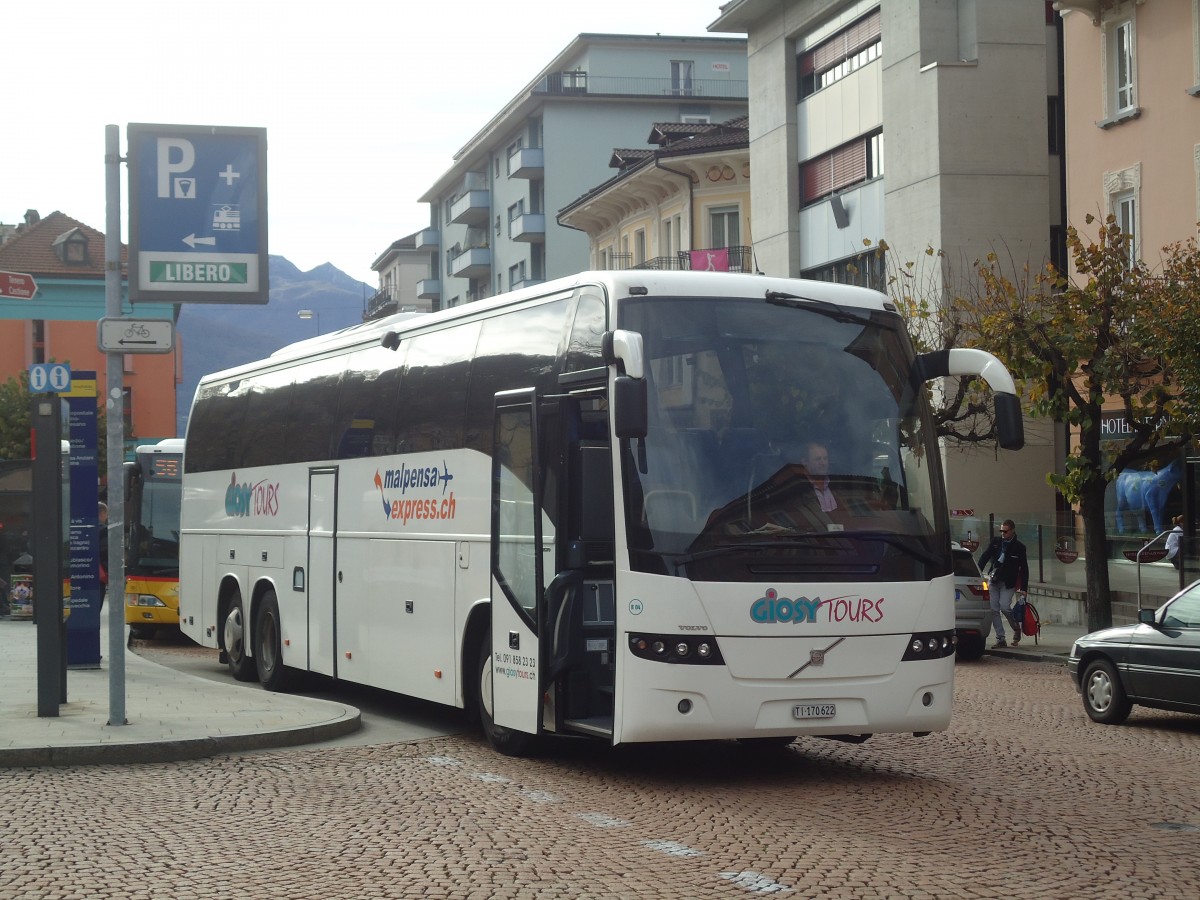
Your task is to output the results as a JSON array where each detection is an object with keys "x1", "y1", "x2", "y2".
[{"x1": 179, "y1": 270, "x2": 1023, "y2": 755}]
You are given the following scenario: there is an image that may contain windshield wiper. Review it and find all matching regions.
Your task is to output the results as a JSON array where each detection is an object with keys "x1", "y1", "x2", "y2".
[
  {"x1": 764, "y1": 290, "x2": 870, "y2": 324},
  {"x1": 669, "y1": 529, "x2": 943, "y2": 572}
]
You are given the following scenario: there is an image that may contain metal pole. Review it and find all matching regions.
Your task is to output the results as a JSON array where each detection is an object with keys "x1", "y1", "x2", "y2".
[
  {"x1": 105, "y1": 124, "x2": 127, "y2": 726},
  {"x1": 1037, "y1": 523, "x2": 1044, "y2": 584}
]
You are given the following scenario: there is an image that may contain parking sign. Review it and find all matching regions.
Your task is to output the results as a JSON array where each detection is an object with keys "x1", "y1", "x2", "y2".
[{"x1": 128, "y1": 123, "x2": 268, "y2": 304}]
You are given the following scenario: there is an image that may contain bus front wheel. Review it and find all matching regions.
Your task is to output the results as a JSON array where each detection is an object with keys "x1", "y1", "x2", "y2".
[
  {"x1": 256, "y1": 589, "x2": 300, "y2": 692},
  {"x1": 477, "y1": 628, "x2": 538, "y2": 757},
  {"x1": 223, "y1": 589, "x2": 257, "y2": 682}
]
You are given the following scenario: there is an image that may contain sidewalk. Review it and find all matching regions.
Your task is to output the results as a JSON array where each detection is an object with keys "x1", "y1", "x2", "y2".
[
  {"x1": 983, "y1": 621, "x2": 1084, "y2": 664},
  {"x1": 0, "y1": 615, "x2": 360, "y2": 768}
]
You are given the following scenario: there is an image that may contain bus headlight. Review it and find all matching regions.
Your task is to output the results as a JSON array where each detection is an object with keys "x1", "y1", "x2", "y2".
[
  {"x1": 126, "y1": 594, "x2": 167, "y2": 608},
  {"x1": 629, "y1": 633, "x2": 725, "y2": 665},
  {"x1": 902, "y1": 629, "x2": 956, "y2": 661}
]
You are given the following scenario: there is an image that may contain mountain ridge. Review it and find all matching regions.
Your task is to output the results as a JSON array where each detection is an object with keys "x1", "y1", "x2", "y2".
[{"x1": 175, "y1": 254, "x2": 371, "y2": 435}]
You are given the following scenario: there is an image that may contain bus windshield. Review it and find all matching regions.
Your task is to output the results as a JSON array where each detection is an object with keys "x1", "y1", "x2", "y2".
[
  {"x1": 129, "y1": 451, "x2": 182, "y2": 576},
  {"x1": 619, "y1": 294, "x2": 949, "y2": 583}
]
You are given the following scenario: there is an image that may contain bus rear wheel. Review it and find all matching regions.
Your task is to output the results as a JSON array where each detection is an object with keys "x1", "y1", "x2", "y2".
[
  {"x1": 256, "y1": 589, "x2": 300, "y2": 692},
  {"x1": 223, "y1": 588, "x2": 257, "y2": 682},
  {"x1": 477, "y1": 628, "x2": 539, "y2": 757}
]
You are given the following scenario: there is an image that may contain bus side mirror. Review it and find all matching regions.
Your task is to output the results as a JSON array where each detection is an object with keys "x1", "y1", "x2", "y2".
[
  {"x1": 614, "y1": 375, "x2": 647, "y2": 440},
  {"x1": 994, "y1": 393, "x2": 1024, "y2": 451}
]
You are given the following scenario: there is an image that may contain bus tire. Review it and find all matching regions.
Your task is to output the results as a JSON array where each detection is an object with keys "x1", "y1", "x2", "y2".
[
  {"x1": 223, "y1": 588, "x2": 257, "y2": 682},
  {"x1": 129, "y1": 625, "x2": 157, "y2": 641},
  {"x1": 256, "y1": 589, "x2": 300, "y2": 692},
  {"x1": 477, "y1": 628, "x2": 539, "y2": 757}
]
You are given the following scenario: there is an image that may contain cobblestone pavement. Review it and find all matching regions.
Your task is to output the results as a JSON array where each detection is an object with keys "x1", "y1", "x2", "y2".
[{"x1": 2, "y1": 657, "x2": 1198, "y2": 899}]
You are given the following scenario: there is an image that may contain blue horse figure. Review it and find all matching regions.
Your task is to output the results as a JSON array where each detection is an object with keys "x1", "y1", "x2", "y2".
[{"x1": 1114, "y1": 457, "x2": 1182, "y2": 534}]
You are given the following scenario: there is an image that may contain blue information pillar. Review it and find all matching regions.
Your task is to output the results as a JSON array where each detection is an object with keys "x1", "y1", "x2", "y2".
[{"x1": 64, "y1": 371, "x2": 102, "y2": 667}]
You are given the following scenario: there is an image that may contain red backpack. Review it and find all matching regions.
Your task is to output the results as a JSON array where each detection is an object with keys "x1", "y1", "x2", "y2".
[{"x1": 1013, "y1": 598, "x2": 1041, "y2": 642}]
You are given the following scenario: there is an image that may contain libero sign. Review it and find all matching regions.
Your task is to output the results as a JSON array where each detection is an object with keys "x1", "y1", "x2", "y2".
[{"x1": 127, "y1": 123, "x2": 268, "y2": 304}]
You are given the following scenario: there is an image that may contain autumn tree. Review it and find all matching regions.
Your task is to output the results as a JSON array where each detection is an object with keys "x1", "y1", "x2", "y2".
[
  {"x1": 0, "y1": 372, "x2": 32, "y2": 460},
  {"x1": 974, "y1": 215, "x2": 1193, "y2": 631},
  {"x1": 865, "y1": 240, "x2": 1001, "y2": 445}
]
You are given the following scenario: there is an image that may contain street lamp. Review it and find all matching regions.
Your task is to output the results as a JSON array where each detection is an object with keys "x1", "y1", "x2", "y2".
[{"x1": 297, "y1": 309, "x2": 320, "y2": 335}]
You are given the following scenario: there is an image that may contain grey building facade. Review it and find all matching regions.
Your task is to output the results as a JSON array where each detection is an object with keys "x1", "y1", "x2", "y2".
[{"x1": 418, "y1": 33, "x2": 749, "y2": 308}]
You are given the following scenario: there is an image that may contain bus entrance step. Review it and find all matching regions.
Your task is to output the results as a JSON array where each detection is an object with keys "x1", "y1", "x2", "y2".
[{"x1": 563, "y1": 716, "x2": 614, "y2": 737}]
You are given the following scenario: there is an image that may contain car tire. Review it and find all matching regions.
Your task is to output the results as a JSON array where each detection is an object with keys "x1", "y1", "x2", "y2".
[
  {"x1": 477, "y1": 626, "x2": 539, "y2": 757},
  {"x1": 956, "y1": 634, "x2": 985, "y2": 662},
  {"x1": 1081, "y1": 658, "x2": 1132, "y2": 725},
  {"x1": 223, "y1": 588, "x2": 258, "y2": 682},
  {"x1": 256, "y1": 589, "x2": 300, "y2": 692}
]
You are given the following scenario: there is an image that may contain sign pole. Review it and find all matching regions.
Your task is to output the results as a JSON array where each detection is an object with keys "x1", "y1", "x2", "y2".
[{"x1": 105, "y1": 124, "x2": 127, "y2": 726}]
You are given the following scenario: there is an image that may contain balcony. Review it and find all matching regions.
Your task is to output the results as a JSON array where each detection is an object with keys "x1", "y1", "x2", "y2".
[
  {"x1": 416, "y1": 278, "x2": 441, "y2": 300},
  {"x1": 414, "y1": 229, "x2": 440, "y2": 251},
  {"x1": 365, "y1": 287, "x2": 396, "y2": 320},
  {"x1": 510, "y1": 213, "x2": 546, "y2": 243},
  {"x1": 533, "y1": 73, "x2": 747, "y2": 100},
  {"x1": 508, "y1": 147, "x2": 544, "y2": 179},
  {"x1": 450, "y1": 190, "x2": 490, "y2": 225},
  {"x1": 450, "y1": 247, "x2": 491, "y2": 279},
  {"x1": 626, "y1": 245, "x2": 753, "y2": 272}
]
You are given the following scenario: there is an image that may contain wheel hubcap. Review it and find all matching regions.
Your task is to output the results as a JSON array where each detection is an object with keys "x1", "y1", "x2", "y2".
[
  {"x1": 224, "y1": 606, "x2": 244, "y2": 659},
  {"x1": 261, "y1": 616, "x2": 276, "y2": 671},
  {"x1": 1087, "y1": 671, "x2": 1112, "y2": 711},
  {"x1": 480, "y1": 655, "x2": 494, "y2": 720}
]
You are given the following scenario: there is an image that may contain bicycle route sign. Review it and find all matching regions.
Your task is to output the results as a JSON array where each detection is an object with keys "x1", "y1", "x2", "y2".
[
  {"x1": 97, "y1": 317, "x2": 175, "y2": 354},
  {"x1": 127, "y1": 123, "x2": 268, "y2": 304}
]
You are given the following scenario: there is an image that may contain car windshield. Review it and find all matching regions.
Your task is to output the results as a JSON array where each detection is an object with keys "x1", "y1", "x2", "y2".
[
  {"x1": 1162, "y1": 584, "x2": 1200, "y2": 628},
  {"x1": 618, "y1": 294, "x2": 949, "y2": 583}
]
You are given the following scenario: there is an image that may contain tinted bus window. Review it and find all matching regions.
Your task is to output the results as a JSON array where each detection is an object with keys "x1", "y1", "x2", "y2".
[
  {"x1": 241, "y1": 368, "x2": 297, "y2": 469},
  {"x1": 288, "y1": 356, "x2": 344, "y2": 464},
  {"x1": 466, "y1": 298, "x2": 571, "y2": 453},
  {"x1": 565, "y1": 289, "x2": 607, "y2": 373},
  {"x1": 334, "y1": 345, "x2": 404, "y2": 459},
  {"x1": 187, "y1": 380, "x2": 248, "y2": 473},
  {"x1": 397, "y1": 322, "x2": 481, "y2": 453}
]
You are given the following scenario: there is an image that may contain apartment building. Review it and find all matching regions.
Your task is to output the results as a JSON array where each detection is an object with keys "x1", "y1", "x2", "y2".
[
  {"x1": 1058, "y1": 0, "x2": 1199, "y2": 266},
  {"x1": 1056, "y1": 0, "x2": 1200, "y2": 521},
  {"x1": 366, "y1": 231, "x2": 437, "y2": 320},
  {"x1": 710, "y1": 0, "x2": 1067, "y2": 521},
  {"x1": 558, "y1": 117, "x2": 752, "y2": 271},
  {"x1": 416, "y1": 33, "x2": 749, "y2": 309}
]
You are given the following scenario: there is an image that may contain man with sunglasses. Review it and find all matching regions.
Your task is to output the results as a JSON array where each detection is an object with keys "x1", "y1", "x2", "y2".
[{"x1": 977, "y1": 519, "x2": 1030, "y2": 648}]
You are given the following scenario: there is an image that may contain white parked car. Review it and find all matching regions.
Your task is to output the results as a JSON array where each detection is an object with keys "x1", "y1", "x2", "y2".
[{"x1": 952, "y1": 542, "x2": 991, "y2": 661}]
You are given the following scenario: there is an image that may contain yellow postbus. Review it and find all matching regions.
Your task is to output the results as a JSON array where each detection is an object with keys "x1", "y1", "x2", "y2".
[{"x1": 124, "y1": 439, "x2": 183, "y2": 638}]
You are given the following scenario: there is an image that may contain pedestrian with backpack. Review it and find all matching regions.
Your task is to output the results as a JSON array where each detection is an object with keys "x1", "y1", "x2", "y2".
[{"x1": 977, "y1": 519, "x2": 1030, "y2": 648}]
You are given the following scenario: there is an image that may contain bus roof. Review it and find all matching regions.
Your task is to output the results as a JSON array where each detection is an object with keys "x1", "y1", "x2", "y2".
[
  {"x1": 135, "y1": 438, "x2": 186, "y2": 454},
  {"x1": 198, "y1": 270, "x2": 893, "y2": 389}
]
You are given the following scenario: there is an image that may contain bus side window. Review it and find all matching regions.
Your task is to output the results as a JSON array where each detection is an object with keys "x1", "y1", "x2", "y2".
[{"x1": 565, "y1": 290, "x2": 607, "y2": 373}]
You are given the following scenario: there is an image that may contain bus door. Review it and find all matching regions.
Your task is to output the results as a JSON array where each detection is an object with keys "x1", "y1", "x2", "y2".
[
  {"x1": 307, "y1": 467, "x2": 338, "y2": 677},
  {"x1": 490, "y1": 390, "x2": 547, "y2": 736}
]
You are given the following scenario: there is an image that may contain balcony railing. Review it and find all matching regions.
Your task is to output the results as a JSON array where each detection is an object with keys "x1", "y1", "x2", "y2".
[
  {"x1": 450, "y1": 246, "x2": 491, "y2": 279},
  {"x1": 605, "y1": 246, "x2": 754, "y2": 272},
  {"x1": 416, "y1": 278, "x2": 441, "y2": 300},
  {"x1": 365, "y1": 287, "x2": 395, "y2": 319},
  {"x1": 508, "y1": 147, "x2": 544, "y2": 179},
  {"x1": 414, "y1": 229, "x2": 440, "y2": 251},
  {"x1": 510, "y1": 213, "x2": 546, "y2": 243},
  {"x1": 534, "y1": 73, "x2": 747, "y2": 100},
  {"x1": 450, "y1": 190, "x2": 490, "y2": 225}
]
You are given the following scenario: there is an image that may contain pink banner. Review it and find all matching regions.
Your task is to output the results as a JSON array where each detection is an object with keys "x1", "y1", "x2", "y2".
[{"x1": 690, "y1": 248, "x2": 729, "y2": 272}]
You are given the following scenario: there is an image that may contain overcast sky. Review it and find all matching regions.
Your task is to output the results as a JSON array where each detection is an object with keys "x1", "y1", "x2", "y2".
[{"x1": 4, "y1": 1, "x2": 735, "y2": 286}]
